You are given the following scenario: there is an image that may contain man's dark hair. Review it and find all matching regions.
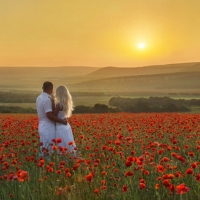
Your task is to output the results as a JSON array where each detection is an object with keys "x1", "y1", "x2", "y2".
[{"x1": 42, "y1": 81, "x2": 53, "y2": 91}]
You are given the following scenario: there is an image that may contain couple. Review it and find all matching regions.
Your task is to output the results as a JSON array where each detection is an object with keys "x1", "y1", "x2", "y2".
[{"x1": 36, "y1": 81, "x2": 76, "y2": 157}]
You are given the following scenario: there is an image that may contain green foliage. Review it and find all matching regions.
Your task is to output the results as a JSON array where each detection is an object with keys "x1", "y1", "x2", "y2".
[
  {"x1": 73, "y1": 104, "x2": 122, "y2": 114},
  {"x1": 109, "y1": 96, "x2": 193, "y2": 113},
  {"x1": 0, "y1": 104, "x2": 122, "y2": 114},
  {"x1": 1, "y1": 92, "x2": 198, "y2": 113},
  {"x1": 0, "y1": 106, "x2": 37, "y2": 113},
  {"x1": 0, "y1": 92, "x2": 38, "y2": 103}
]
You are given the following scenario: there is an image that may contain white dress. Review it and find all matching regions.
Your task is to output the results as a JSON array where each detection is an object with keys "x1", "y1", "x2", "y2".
[{"x1": 55, "y1": 111, "x2": 76, "y2": 156}]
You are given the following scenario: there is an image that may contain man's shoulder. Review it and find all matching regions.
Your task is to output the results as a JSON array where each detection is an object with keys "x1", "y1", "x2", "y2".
[
  {"x1": 36, "y1": 93, "x2": 52, "y2": 106},
  {"x1": 37, "y1": 93, "x2": 50, "y2": 100},
  {"x1": 36, "y1": 93, "x2": 42, "y2": 101}
]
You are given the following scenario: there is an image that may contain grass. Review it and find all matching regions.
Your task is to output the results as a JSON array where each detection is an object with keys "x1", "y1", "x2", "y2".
[{"x1": 188, "y1": 106, "x2": 200, "y2": 113}]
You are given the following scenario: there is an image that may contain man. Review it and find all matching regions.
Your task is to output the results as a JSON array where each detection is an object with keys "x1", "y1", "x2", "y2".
[{"x1": 36, "y1": 81, "x2": 67, "y2": 156}]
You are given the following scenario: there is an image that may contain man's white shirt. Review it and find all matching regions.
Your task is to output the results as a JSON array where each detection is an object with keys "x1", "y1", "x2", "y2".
[{"x1": 36, "y1": 92, "x2": 55, "y2": 149}]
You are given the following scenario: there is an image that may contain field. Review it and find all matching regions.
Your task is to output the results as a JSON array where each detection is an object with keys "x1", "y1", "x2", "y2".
[{"x1": 1, "y1": 113, "x2": 200, "y2": 200}]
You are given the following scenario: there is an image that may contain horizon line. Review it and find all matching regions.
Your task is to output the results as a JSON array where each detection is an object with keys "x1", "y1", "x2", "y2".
[{"x1": 0, "y1": 61, "x2": 200, "y2": 68}]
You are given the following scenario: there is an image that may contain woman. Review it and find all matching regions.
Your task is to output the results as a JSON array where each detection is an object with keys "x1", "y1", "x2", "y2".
[{"x1": 53, "y1": 85, "x2": 77, "y2": 157}]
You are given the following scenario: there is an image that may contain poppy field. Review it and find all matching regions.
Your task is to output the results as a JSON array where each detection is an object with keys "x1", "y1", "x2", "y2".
[{"x1": 0, "y1": 113, "x2": 200, "y2": 200}]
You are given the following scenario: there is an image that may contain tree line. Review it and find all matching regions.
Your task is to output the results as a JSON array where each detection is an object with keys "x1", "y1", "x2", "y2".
[
  {"x1": 0, "y1": 104, "x2": 121, "y2": 114},
  {"x1": 0, "y1": 106, "x2": 36, "y2": 113},
  {"x1": 1, "y1": 96, "x2": 200, "y2": 114},
  {"x1": 73, "y1": 104, "x2": 122, "y2": 113},
  {"x1": 108, "y1": 96, "x2": 200, "y2": 113}
]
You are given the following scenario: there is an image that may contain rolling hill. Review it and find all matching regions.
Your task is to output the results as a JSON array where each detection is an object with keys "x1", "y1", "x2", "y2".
[
  {"x1": 1, "y1": 62, "x2": 200, "y2": 93},
  {"x1": 70, "y1": 71, "x2": 200, "y2": 94},
  {"x1": 85, "y1": 62, "x2": 200, "y2": 78},
  {"x1": 0, "y1": 66, "x2": 99, "y2": 78},
  {"x1": 0, "y1": 66, "x2": 100, "y2": 91}
]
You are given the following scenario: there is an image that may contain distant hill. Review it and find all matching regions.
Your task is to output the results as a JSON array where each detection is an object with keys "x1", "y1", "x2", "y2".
[
  {"x1": 1, "y1": 62, "x2": 200, "y2": 92},
  {"x1": 0, "y1": 66, "x2": 100, "y2": 91},
  {"x1": 0, "y1": 66, "x2": 99, "y2": 78},
  {"x1": 181, "y1": 62, "x2": 200, "y2": 72},
  {"x1": 70, "y1": 71, "x2": 200, "y2": 93},
  {"x1": 85, "y1": 62, "x2": 200, "y2": 78}
]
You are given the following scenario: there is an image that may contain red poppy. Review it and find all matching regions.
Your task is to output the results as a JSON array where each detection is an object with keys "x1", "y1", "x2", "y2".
[
  {"x1": 176, "y1": 183, "x2": 190, "y2": 194},
  {"x1": 155, "y1": 184, "x2": 159, "y2": 190},
  {"x1": 114, "y1": 140, "x2": 121, "y2": 145},
  {"x1": 175, "y1": 171, "x2": 181, "y2": 178},
  {"x1": 66, "y1": 172, "x2": 71, "y2": 178},
  {"x1": 52, "y1": 146, "x2": 58, "y2": 150},
  {"x1": 139, "y1": 183, "x2": 146, "y2": 189},
  {"x1": 68, "y1": 141, "x2": 74, "y2": 146},
  {"x1": 8, "y1": 194, "x2": 14, "y2": 198},
  {"x1": 85, "y1": 173, "x2": 93, "y2": 182},
  {"x1": 125, "y1": 160, "x2": 132, "y2": 167},
  {"x1": 72, "y1": 162, "x2": 81, "y2": 171},
  {"x1": 58, "y1": 187, "x2": 62, "y2": 195},
  {"x1": 56, "y1": 138, "x2": 62, "y2": 144},
  {"x1": 140, "y1": 179, "x2": 146, "y2": 183},
  {"x1": 190, "y1": 162, "x2": 198, "y2": 169},
  {"x1": 100, "y1": 185, "x2": 106, "y2": 190},
  {"x1": 47, "y1": 167, "x2": 53, "y2": 172},
  {"x1": 122, "y1": 185, "x2": 128, "y2": 192},
  {"x1": 167, "y1": 174, "x2": 175, "y2": 179},
  {"x1": 188, "y1": 151, "x2": 194, "y2": 157},
  {"x1": 65, "y1": 168, "x2": 70, "y2": 173},
  {"x1": 168, "y1": 184, "x2": 175, "y2": 191},
  {"x1": 60, "y1": 161, "x2": 66, "y2": 165},
  {"x1": 52, "y1": 139, "x2": 56, "y2": 144},
  {"x1": 163, "y1": 157, "x2": 169, "y2": 162},
  {"x1": 124, "y1": 171, "x2": 134, "y2": 177},
  {"x1": 56, "y1": 170, "x2": 61, "y2": 174},
  {"x1": 94, "y1": 189, "x2": 99, "y2": 194},
  {"x1": 162, "y1": 179, "x2": 171, "y2": 187},
  {"x1": 186, "y1": 168, "x2": 194, "y2": 175},
  {"x1": 196, "y1": 174, "x2": 200, "y2": 181},
  {"x1": 49, "y1": 162, "x2": 55, "y2": 167},
  {"x1": 157, "y1": 165, "x2": 165, "y2": 173},
  {"x1": 101, "y1": 171, "x2": 107, "y2": 176},
  {"x1": 101, "y1": 180, "x2": 107, "y2": 185},
  {"x1": 176, "y1": 155, "x2": 185, "y2": 163},
  {"x1": 17, "y1": 170, "x2": 29, "y2": 182},
  {"x1": 143, "y1": 170, "x2": 150, "y2": 175}
]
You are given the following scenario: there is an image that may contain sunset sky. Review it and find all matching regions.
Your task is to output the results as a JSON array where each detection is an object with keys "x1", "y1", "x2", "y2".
[{"x1": 0, "y1": 0, "x2": 200, "y2": 67}]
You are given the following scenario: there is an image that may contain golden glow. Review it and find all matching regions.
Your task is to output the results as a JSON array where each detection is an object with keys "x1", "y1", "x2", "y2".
[
  {"x1": 138, "y1": 43, "x2": 145, "y2": 49},
  {"x1": 0, "y1": 1, "x2": 200, "y2": 67}
]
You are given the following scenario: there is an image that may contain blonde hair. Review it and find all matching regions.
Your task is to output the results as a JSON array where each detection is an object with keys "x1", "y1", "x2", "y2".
[{"x1": 55, "y1": 85, "x2": 74, "y2": 118}]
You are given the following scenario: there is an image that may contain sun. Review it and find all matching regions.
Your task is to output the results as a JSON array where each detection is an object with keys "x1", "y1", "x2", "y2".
[{"x1": 137, "y1": 43, "x2": 145, "y2": 49}]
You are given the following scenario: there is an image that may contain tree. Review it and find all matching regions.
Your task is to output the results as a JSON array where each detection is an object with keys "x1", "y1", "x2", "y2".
[
  {"x1": 93, "y1": 104, "x2": 109, "y2": 113},
  {"x1": 162, "y1": 103, "x2": 179, "y2": 112}
]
